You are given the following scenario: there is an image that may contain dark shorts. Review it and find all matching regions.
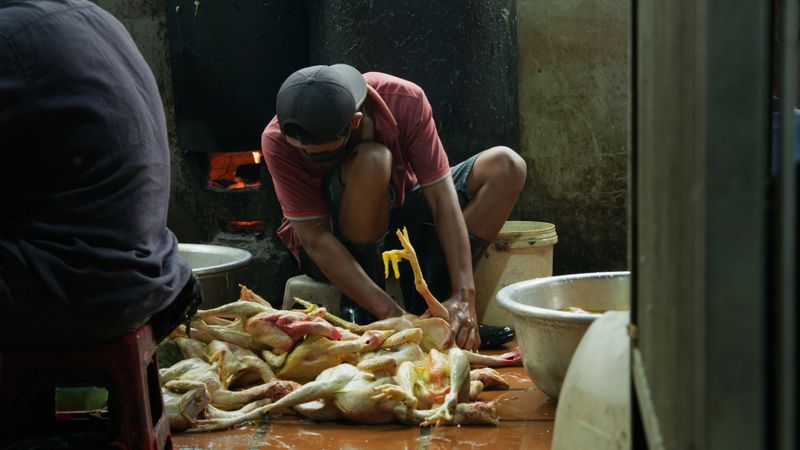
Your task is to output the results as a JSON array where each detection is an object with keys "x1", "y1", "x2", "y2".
[
  {"x1": 325, "y1": 153, "x2": 478, "y2": 238},
  {"x1": 299, "y1": 153, "x2": 479, "y2": 283}
]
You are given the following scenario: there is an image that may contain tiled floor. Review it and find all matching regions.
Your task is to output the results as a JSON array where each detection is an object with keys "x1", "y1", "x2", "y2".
[{"x1": 172, "y1": 344, "x2": 555, "y2": 449}]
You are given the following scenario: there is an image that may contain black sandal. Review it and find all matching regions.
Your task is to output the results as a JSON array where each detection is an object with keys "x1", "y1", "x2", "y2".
[{"x1": 478, "y1": 324, "x2": 515, "y2": 349}]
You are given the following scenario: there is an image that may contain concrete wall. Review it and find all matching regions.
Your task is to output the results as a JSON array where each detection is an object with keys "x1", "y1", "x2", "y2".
[{"x1": 516, "y1": 0, "x2": 630, "y2": 274}]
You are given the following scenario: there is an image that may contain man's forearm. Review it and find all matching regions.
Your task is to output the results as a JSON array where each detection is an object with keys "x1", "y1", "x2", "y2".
[
  {"x1": 432, "y1": 204, "x2": 475, "y2": 303},
  {"x1": 304, "y1": 233, "x2": 404, "y2": 319},
  {"x1": 422, "y1": 178, "x2": 476, "y2": 304}
]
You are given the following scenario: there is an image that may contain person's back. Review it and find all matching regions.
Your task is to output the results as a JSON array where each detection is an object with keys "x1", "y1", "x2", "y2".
[{"x1": 0, "y1": 0, "x2": 192, "y2": 345}]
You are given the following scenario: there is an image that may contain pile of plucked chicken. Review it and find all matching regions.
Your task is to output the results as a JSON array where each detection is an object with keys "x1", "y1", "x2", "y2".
[{"x1": 160, "y1": 228, "x2": 522, "y2": 432}]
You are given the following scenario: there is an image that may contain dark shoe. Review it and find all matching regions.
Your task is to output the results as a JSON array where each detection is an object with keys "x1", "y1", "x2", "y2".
[{"x1": 478, "y1": 324, "x2": 515, "y2": 349}]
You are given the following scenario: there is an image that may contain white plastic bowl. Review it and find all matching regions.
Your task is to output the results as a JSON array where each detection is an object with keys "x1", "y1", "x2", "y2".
[
  {"x1": 496, "y1": 271, "x2": 630, "y2": 398},
  {"x1": 178, "y1": 243, "x2": 252, "y2": 308}
]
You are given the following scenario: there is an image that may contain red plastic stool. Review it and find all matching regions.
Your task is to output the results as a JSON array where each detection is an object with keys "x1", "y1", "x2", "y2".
[{"x1": 0, "y1": 323, "x2": 172, "y2": 449}]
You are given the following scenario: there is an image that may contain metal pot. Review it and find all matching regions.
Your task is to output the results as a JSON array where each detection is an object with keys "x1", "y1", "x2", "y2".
[
  {"x1": 496, "y1": 271, "x2": 630, "y2": 399},
  {"x1": 178, "y1": 243, "x2": 252, "y2": 308}
]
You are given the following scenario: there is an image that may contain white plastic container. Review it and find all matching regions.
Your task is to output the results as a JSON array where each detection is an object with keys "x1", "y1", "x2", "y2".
[
  {"x1": 552, "y1": 311, "x2": 630, "y2": 450},
  {"x1": 475, "y1": 220, "x2": 558, "y2": 327},
  {"x1": 178, "y1": 243, "x2": 252, "y2": 309},
  {"x1": 496, "y1": 271, "x2": 630, "y2": 399},
  {"x1": 282, "y1": 275, "x2": 343, "y2": 315},
  {"x1": 281, "y1": 275, "x2": 404, "y2": 315}
]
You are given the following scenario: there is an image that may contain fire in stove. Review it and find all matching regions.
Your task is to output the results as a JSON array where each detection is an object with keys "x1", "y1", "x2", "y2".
[
  {"x1": 208, "y1": 151, "x2": 263, "y2": 189},
  {"x1": 219, "y1": 219, "x2": 267, "y2": 234},
  {"x1": 204, "y1": 151, "x2": 268, "y2": 236}
]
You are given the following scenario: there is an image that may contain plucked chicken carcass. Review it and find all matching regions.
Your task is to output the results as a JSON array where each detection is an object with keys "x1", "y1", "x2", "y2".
[
  {"x1": 189, "y1": 347, "x2": 497, "y2": 432},
  {"x1": 159, "y1": 357, "x2": 297, "y2": 411},
  {"x1": 163, "y1": 383, "x2": 210, "y2": 431},
  {"x1": 162, "y1": 384, "x2": 289, "y2": 432},
  {"x1": 276, "y1": 329, "x2": 393, "y2": 383},
  {"x1": 204, "y1": 340, "x2": 276, "y2": 388},
  {"x1": 159, "y1": 228, "x2": 520, "y2": 432},
  {"x1": 367, "y1": 348, "x2": 510, "y2": 412},
  {"x1": 195, "y1": 297, "x2": 342, "y2": 353},
  {"x1": 357, "y1": 328, "x2": 426, "y2": 374}
]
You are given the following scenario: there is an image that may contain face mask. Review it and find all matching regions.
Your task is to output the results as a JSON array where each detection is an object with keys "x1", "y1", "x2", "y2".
[{"x1": 301, "y1": 130, "x2": 352, "y2": 163}]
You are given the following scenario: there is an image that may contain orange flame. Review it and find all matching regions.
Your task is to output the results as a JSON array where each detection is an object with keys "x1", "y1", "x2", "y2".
[
  {"x1": 222, "y1": 220, "x2": 266, "y2": 234},
  {"x1": 208, "y1": 151, "x2": 262, "y2": 189}
]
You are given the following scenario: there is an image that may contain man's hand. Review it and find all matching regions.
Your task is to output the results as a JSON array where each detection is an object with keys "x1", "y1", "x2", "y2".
[
  {"x1": 440, "y1": 298, "x2": 480, "y2": 351},
  {"x1": 418, "y1": 178, "x2": 480, "y2": 351}
]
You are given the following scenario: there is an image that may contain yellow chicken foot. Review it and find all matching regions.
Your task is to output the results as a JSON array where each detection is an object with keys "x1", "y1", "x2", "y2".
[
  {"x1": 292, "y1": 297, "x2": 361, "y2": 331},
  {"x1": 383, "y1": 227, "x2": 450, "y2": 321}
]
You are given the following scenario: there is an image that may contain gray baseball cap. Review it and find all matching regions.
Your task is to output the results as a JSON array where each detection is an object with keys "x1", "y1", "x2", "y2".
[{"x1": 276, "y1": 64, "x2": 367, "y2": 144}]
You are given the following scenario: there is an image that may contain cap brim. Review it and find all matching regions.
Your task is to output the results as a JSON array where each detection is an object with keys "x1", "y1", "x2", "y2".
[{"x1": 330, "y1": 64, "x2": 367, "y2": 109}]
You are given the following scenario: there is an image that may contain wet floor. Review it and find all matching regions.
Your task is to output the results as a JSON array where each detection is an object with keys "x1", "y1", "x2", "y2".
[{"x1": 172, "y1": 343, "x2": 555, "y2": 450}]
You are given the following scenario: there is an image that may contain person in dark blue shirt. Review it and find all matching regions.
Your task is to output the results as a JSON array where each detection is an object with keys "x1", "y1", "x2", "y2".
[{"x1": 0, "y1": 0, "x2": 200, "y2": 346}]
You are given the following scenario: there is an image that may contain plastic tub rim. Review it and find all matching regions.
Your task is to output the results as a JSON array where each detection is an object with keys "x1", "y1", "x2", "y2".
[
  {"x1": 496, "y1": 271, "x2": 631, "y2": 323},
  {"x1": 492, "y1": 221, "x2": 557, "y2": 247},
  {"x1": 178, "y1": 243, "x2": 253, "y2": 277}
]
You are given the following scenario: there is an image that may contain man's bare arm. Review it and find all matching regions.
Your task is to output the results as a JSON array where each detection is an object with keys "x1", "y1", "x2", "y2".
[
  {"x1": 292, "y1": 218, "x2": 404, "y2": 320},
  {"x1": 421, "y1": 177, "x2": 480, "y2": 351}
]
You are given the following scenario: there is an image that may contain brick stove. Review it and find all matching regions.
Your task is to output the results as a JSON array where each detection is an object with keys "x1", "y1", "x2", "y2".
[{"x1": 169, "y1": 149, "x2": 299, "y2": 307}]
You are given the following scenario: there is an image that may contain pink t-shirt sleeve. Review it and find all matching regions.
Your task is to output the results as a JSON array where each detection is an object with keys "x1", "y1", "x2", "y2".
[{"x1": 399, "y1": 86, "x2": 450, "y2": 186}]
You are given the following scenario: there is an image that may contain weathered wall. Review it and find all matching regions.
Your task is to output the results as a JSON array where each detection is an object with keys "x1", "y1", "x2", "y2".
[
  {"x1": 164, "y1": 0, "x2": 308, "y2": 154},
  {"x1": 516, "y1": 0, "x2": 630, "y2": 274}
]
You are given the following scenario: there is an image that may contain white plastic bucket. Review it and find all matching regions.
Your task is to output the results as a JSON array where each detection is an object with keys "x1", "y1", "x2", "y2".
[{"x1": 474, "y1": 220, "x2": 557, "y2": 327}]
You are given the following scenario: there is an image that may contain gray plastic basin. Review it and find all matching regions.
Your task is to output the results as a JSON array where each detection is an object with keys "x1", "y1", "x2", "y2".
[
  {"x1": 496, "y1": 271, "x2": 630, "y2": 399},
  {"x1": 178, "y1": 243, "x2": 252, "y2": 308}
]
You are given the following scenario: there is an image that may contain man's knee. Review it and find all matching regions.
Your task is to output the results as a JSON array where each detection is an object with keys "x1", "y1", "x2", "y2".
[
  {"x1": 478, "y1": 146, "x2": 527, "y2": 191},
  {"x1": 338, "y1": 143, "x2": 393, "y2": 241},
  {"x1": 491, "y1": 146, "x2": 527, "y2": 182},
  {"x1": 342, "y1": 143, "x2": 393, "y2": 186}
]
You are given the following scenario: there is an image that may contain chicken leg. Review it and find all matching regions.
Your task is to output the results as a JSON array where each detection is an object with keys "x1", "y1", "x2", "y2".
[{"x1": 383, "y1": 227, "x2": 450, "y2": 321}]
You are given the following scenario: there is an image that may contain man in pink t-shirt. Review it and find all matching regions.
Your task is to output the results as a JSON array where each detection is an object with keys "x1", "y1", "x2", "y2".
[{"x1": 262, "y1": 64, "x2": 526, "y2": 351}]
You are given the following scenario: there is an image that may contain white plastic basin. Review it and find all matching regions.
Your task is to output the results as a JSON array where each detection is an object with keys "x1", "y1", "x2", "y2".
[{"x1": 496, "y1": 271, "x2": 630, "y2": 399}]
